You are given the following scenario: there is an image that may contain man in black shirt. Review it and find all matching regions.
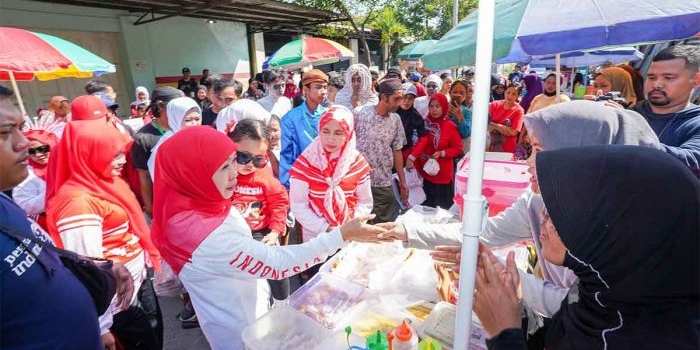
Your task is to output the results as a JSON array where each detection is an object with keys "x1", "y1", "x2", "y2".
[
  {"x1": 131, "y1": 87, "x2": 182, "y2": 217},
  {"x1": 201, "y1": 77, "x2": 242, "y2": 126},
  {"x1": 177, "y1": 67, "x2": 198, "y2": 98}
]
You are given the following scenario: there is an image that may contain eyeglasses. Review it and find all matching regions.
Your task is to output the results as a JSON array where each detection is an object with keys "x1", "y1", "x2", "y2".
[
  {"x1": 426, "y1": 84, "x2": 438, "y2": 89},
  {"x1": 28, "y1": 145, "x2": 50, "y2": 155},
  {"x1": 235, "y1": 151, "x2": 268, "y2": 168}
]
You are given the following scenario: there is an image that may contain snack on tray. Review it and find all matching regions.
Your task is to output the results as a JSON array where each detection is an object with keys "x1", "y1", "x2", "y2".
[
  {"x1": 242, "y1": 305, "x2": 328, "y2": 350},
  {"x1": 288, "y1": 273, "x2": 364, "y2": 329}
]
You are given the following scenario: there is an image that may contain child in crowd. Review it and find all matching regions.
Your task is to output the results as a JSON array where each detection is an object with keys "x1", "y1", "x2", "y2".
[
  {"x1": 266, "y1": 115, "x2": 281, "y2": 179},
  {"x1": 228, "y1": 119, "x2": 290, "y2": 302}
]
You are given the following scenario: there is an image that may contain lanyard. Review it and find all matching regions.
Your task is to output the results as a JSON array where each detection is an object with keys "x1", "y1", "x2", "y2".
[{"x1": 151, "y1": 120, "x2": 166, "y2": 135}]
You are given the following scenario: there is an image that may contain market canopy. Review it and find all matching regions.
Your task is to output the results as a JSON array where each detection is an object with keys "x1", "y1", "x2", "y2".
[
  {"x1": 397, "y1": 40, "x2": 438, "y2": 60},
  {"x1": 422, "y1": 0, "x2": 700, "y2": 69}
]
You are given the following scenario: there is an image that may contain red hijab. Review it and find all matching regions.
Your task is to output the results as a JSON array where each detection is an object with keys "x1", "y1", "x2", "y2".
[
  {"x1": 23, "y1": 130, "x2": 59, "y2": 179},
  {"x1": 46, "y1": 120, "x2": 161, "y2": 269},
  {"x1": 45, "y1": 95, "x2": 110, "y2": 202},
  {"x1": 426, "y1": 93, "x2": 450, "y2": 148},
  {"x1": 289, "y1": 106, "x2": 371, "y2": 227},
  {"x1": 151, "y1": 126, "x2": 238, "y2": 274}
]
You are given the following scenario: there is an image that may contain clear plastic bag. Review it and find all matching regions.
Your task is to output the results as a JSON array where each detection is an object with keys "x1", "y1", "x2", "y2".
[
  {"x1": 153, "y1": 260, "x2": 185, "y2": 297},
  {"x1": 423, "y1": 158, "x2": 440, "y2": 176}
]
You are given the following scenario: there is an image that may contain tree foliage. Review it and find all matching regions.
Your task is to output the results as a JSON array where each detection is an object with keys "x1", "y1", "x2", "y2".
[
  {"x1": 369, "y1": 7, "x2": 409, "y2": 66},
  {"x1": 288, "y1": 0, "x2": 478, "y2": 66},
  {"x1": 291, "y1": 0, "x2": 390, "y2": 65},
  {"x1": 392, "y1": 0, "x2": 479, "y2": 40}
]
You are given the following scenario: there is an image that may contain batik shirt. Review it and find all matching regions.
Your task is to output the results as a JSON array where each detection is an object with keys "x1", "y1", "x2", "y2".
[{"x1": 354, "y1": 105, "x2": 407, "y2": 187}]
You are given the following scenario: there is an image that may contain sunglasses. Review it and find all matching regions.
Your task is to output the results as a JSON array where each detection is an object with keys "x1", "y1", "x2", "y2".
[
  {"x1": 426, "y1": 84, "x2": 439, "y2": 89},
  {"x1": 272, "y1": 84, "x2": 284, "y2": 90},
  {"x1": 28, "y1": 145, "x2": 50, "y2": 155},
  {"x1": 235, "y1": 151, "x2": 268, "y2": 168}
]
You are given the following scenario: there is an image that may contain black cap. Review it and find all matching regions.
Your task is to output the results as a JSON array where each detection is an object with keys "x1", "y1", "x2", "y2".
[{"x1": 182, "y1": 67, "x2": 191, "y2": 73}]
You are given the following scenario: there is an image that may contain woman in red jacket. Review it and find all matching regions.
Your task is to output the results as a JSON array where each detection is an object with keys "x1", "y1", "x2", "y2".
[{"x1": 407, "y1": 93, "x2": 463, "y2": 209}]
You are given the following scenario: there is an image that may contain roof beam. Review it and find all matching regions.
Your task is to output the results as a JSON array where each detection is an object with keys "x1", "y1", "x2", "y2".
[{"x1": 134, "y1": 0, "x2": 235, "y2": 25}]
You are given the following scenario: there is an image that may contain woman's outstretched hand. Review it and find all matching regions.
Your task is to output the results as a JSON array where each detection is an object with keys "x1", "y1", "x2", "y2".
[{"x1": 339, "y1": 214, "x2": 387, "y2": 243}]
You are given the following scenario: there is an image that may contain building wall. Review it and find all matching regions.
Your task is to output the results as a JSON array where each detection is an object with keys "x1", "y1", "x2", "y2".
[{"x1": 0, "y1": 0, "x2": 250, "y2": 116}]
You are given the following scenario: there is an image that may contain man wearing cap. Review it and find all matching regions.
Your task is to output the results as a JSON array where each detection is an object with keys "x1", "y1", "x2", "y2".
[
  {"x1": 354, "y1": 79, "x2": 408, "y2": 223},
  {"x1": 382, "y1": 67, "x2": 404, "y2": 82},
  {"x1": 410, "y1": 72, "x2": 427, "y2": 97},
  {"x1": 279, "y1": 69, "x2": 328, "y2": 189},
  {"x1": 178, "y1": 67, "x2": 198, "y2": 98}
]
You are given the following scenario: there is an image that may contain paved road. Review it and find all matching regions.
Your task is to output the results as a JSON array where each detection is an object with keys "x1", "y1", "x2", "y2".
[{"x1": 160, "y1": 295, "x2": 211, "y2": 350}]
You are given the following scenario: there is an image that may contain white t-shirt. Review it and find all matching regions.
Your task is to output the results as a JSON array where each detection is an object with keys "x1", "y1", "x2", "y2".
[{"x1": 257, "y1": 95, "x2": 292, "y2": 118}]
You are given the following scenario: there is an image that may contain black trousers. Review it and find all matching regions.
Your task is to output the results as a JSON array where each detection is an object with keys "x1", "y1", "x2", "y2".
[
  {"x1": 423, "y1": 181, "x2": 455, "y2": 209},
  {"x1": 112, "y1": 268, "x2": 164, "y2": 350},
  {"x1": 252, "y1": 228, "x2": 290, "y2": 300}
]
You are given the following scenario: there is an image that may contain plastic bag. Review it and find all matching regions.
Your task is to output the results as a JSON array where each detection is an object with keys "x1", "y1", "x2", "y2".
[
  {"x1": 423, "y1": 158, "x2": 440, "y2": 176},
  {"x1": 153, "y1": 260, "x2": 185, "y2": 297}
]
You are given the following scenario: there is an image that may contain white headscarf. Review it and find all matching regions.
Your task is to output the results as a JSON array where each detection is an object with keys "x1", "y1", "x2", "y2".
[
  {"x1": 334, "y1": 64, "x2": 378, "y2": 110},
  {"x1": 215, "y1": 99, "x2": 271, "y2": 133},
  {"x1": 166, "y1": 97, "x2": 202, "y2": 133},
  {"x1": 147, "y1": 97, "x2": 201, "y2": 178},
  {"x1": 424, "y1": 74, "x2": 443, "y2": 92},
  {"x1": 131, "y1": 86, "x2": 150, "y2": 108}
]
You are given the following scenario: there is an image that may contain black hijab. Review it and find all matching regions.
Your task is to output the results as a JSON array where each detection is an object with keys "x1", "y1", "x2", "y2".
[
  {"x1": 397, "y1": 105, "x2": 427, "y2": 150},
  {"x1": 538, "y1": 145, "x2": 699, "y2": 350}
]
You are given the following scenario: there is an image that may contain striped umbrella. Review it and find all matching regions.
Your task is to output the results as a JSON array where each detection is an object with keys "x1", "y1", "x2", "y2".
[
  {"x1": 0, "y1": 27, "x2": 116, "y2": 81},
  {"x1": 0, "y1": 27, "x2": 116, "y2": 116},
  {"x1": 263, "y1": 37, "x2": 354, "y2": 69}
]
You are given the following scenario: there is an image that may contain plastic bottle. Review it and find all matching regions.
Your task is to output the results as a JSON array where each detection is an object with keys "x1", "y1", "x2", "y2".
[
  {"x1": 366, "y1": 330, "x2": 389, "y2": 350},
  {"x1": 418, "y1": 337, "x2": 443, "y2": 350},
  {"x1": 391, "y1": 320, "x2": 419, "y2": 350},
  {"x1": 411, "y1": 129, "x2": 419, "y2": 145}
]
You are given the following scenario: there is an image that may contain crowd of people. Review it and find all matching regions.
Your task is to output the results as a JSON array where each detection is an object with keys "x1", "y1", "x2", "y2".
[{"x1": 1, "y1": 44, "x2": 698, "y2": 350}]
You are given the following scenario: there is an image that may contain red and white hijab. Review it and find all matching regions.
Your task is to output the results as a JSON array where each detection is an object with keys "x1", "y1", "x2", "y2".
[{"x1": 290, "y1": 106, "x2": 371, "y2": 227}]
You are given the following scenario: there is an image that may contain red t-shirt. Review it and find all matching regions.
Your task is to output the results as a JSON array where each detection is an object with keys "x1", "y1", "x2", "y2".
[
  {"x1": 489, "y1": 100, "x2": 524, "y2": 153},
  {"x1": 231, "y1": 167, "x2": 289, "y2": 233}
]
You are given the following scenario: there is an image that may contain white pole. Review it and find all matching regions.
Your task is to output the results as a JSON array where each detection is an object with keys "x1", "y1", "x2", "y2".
[
  {"x1": 555, "y1": 53, "x2": 561, "y2": 102},
  {"x1": 453, "y1": 0, "x2": 493, "y2": 348},
  {"x1": 452, "y1": 0, "x2": 459, "y2": 78},
  {"x1": 453, "y1": 0, "x2": 459, "y2": 28},
  {"x1": 7, "y1": 71, "x2": 27, "y2": 117}
]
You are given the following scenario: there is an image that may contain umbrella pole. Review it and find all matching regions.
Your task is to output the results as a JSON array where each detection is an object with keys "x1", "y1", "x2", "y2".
[
  {"x1": 453, "y1": 0, "x2": 493, "y2": 348},
  {"x1": 555, "y1": 53, "x2": 561, "y2": 102},
  {"x1": 7, "y1": 71, "x2": 27, "y2": 117}
]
